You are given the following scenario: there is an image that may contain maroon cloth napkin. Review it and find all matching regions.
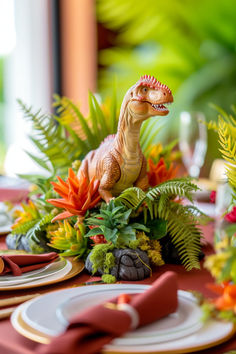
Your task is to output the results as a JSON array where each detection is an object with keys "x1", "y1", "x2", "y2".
[
  {"x1": 0, "y1": 252, "x2": 59, "y2": 276},
  {"x1": 37, "y1": 271, "x2": 178, "y2": 354}
]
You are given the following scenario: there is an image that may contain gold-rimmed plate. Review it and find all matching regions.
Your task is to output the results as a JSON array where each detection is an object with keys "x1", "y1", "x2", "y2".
[
  {"x1": 10, "y1": 285, "x2": 236, "y2": 353},
  {"x1": 0, "y1": 258, "x2": 84, "y2": 291}
]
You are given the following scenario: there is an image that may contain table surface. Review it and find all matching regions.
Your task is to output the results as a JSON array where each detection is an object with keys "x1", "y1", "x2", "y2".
[{"x1": 0, "y1": 223, "x2": 235, "y2": 354}]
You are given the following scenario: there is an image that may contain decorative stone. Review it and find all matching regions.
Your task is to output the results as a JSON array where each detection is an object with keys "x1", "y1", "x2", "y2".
[{"x1": 85, "y1": 248, "x2": 151, "y2": 281}]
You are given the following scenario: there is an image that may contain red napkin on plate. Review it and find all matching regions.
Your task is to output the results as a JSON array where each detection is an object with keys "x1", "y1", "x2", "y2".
[
  {"x1": 0, "y1": 252, "x2": 59, "y2": 276},
  {"x1": 37, "y1": 271, "x2": 178, "y2": 354}
]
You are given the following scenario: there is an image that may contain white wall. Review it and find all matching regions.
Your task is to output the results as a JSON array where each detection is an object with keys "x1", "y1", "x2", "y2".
[{"x1": 4, "y1": 0, "x2": 53, "y2": 176}]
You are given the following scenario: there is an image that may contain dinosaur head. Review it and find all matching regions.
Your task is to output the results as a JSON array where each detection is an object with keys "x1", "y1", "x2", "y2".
[{"x1": 128, "y1": 75, "x2": 173, "y2": 120}]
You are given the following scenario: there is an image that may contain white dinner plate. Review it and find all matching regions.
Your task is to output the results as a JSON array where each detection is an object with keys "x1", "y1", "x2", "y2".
[
  {"x1": 11, "y1": 284, "x2": 235, "y2": 353},
  {"x1": 0, "y1": 202, "x2": 14, "y2": 234},
  {"x1": 21, "y1": 285, "x2": 201, "y2": 342},
  {"x1": 0, "y1": 259, "x2": 72, "y2": 290},
  {"x1": 0, "y1": 264, "x2": 52, "y2": 281},
  {"x1": 56, "y1": 288, "x2": 202, "y2": 344},
  {"x1": 0, "y1": 258, "x2": 67, "y2": 286}
]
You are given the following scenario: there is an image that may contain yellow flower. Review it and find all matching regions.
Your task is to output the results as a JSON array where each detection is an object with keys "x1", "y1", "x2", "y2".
[
  {"x1": 204, "y1": 252, "x2": 230, "y2": 279},
  {"x1": 11, "y1": 201, "x2": 40, "y2": 230},
  {"x1": 215, "y1": 237, "x2": 230, "y2": 251},
  {"x1": 148, "y1": 143, "x2": 163, "y2": 161}
]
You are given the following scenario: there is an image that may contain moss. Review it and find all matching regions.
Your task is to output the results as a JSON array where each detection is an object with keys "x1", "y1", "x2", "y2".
[
  {"x1": 147, "y1": 249, "x2": 164, "y2": 266},
  {"x1": 90, "y1": 243, "x2": 115, "y2": 274},
  {"x1": 136, "y1": 232, "x2": 164, "y2": 266},
  {"x1": 104, "y1": 252, "x2": 115, "y2": 273},
  {"x1": 101, "y1": 274, "x2": 116, "y2": 284},
  {"x1": 128, "y1": 239, "x2": 140, "y2": 249}
]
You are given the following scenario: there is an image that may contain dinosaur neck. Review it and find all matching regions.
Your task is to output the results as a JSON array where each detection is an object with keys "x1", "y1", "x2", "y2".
[{"x1": 115, "y1": 106, "x2": 142, "y2": 159}]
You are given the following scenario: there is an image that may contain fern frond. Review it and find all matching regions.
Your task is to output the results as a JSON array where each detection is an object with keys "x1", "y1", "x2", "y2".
[
  {"x1": 146, "y1": 178, "x2": 198, "y2": 203},
  {"x1": 202, "y1": 120, "x2": 218, "y2": 132},
  {"x1": 26, "y1": 213, "x2": 54, "y2": 242},
  {"x1": 18, "y1": 100, "x2": 80, "y2": 176},
  {"x1": 217, "y1": 117, "x2": 236, "y2": 193},
  {"x1": 162, "y1": 202, "x2": 202, "y2": 270},
  {"x1": 115, "y1": 187, "x2": 146, "y2": 210},
  {"x1": 11, "y1": 220, "x2": 39, "y2": 235}
]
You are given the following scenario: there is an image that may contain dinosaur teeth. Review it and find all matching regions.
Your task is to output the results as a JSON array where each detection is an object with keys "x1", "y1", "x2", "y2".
[{"x1": 152, "y1": 103, "x2": 169, "y2": 111}]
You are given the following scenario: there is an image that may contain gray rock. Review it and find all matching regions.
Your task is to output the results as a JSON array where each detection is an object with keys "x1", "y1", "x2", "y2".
[{"x1": 85, "y1": 248, "x2": 151, "y2": 281}]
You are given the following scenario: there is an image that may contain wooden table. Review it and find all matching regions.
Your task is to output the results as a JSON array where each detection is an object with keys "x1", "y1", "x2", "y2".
[{"x1": 0, "y1": 223, "x2": 235, "y2": 354}]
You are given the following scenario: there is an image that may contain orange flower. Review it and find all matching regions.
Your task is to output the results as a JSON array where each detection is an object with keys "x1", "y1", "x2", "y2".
[
  {"x1": 47, "y1": 168, "x2": 101, "y2": 222},
  {"x1": 207, "y1": 282, "x2": 236, "y2": 313},
  {"x1": 147, "y1": 157, "x2": 179, "y2": 187}
]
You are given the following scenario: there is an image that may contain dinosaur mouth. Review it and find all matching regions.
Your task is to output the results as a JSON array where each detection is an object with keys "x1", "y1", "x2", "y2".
[{"x1": 151, "y1": 102, "x2": 172, "y2": 112}]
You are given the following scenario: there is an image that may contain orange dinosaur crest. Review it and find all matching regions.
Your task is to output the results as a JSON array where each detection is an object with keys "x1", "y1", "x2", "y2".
[{"x1": 137, "y1": 75, "x2": 172, "y2": 94}]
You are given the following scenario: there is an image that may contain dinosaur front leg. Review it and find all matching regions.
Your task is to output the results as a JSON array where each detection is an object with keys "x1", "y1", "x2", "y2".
[{"x1": 99, "y1": 156, "x2": 121, "y2": 203}]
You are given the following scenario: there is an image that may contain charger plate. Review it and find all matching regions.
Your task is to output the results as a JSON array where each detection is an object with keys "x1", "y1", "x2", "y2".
[
  {"x1": 0, "y1": 258, "x2": 84, "y2": 290},
  {"x1": 11, "y1": 284, "x2": 236, "y2": 353},
  {"x1": 0, "y1": 259, "x2": 67, "y2": 286}
]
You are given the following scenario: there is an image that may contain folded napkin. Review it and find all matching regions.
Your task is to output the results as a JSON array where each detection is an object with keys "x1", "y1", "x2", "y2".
[
  {"x1": 0, "y1": 252, "x2": 59, "y2": 276},
  {"x1": 37, "y1": 271, "x2": 178, "y2": 354}
]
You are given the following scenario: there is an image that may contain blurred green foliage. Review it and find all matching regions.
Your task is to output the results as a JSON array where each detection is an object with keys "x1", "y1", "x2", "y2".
[
  {"x1": 97, "y1": 0, "x2": 236, "y2": 112},
  {"x1": 96, "y1": 0, "x2": 236, "y2": 170}
]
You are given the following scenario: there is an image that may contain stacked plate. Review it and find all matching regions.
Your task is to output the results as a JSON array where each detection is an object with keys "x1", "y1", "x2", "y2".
[
  {"x1": 0, "y1": 258, "x2": 84, "y2": 290},
  {"x1": 11, "y1": 284, "x2": 235, "y2": 353},
  {"x1": 0, "y1": 202, "x2": 15, "y2": 235}
]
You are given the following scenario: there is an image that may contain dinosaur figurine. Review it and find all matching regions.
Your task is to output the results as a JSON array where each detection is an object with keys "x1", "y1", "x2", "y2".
[{"x1": 78, "y1": 75, "x2": 173, "y2": 203}]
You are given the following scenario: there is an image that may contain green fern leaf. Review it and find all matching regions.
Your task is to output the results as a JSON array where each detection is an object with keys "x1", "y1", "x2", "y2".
[
  {"x1": 26, "y1": 213, "x2": 54, "y2": 241},
  {"x1": 115, "y1": 187, "x2": 147, "y2": 210},
  {"x1": 11, "y1": 220, "x2": 39, "y2": 235},
  {"x1": 146, "y1": 179, "x2": 198, "y2": 203}
]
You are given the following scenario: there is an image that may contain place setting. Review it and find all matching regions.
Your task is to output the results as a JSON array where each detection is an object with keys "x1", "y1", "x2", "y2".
[
  {"x1": 0, "y1": 252, "x2": 84, "y2": 291},
  {"x1": 9, "y1": 272, "x2": 235, "y2": 354}
]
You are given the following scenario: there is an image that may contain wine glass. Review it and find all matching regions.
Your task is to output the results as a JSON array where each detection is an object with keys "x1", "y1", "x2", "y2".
[{"x1": 179, "y1": 111, "x2": 207, "y2": 178}]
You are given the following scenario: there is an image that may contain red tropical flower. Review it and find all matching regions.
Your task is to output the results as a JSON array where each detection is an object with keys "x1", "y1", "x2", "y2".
[
  {"x1": 147, "y1": 157, "x2": 179, "y2": 187},
  {"x1": 88, "y1": 218, "x2": 107, "y2": 245},
  {"x1": 210, "y1": 190, "x2": 216, "y2": 204},
  {"x1": 47, "y1": 168, "x2": 101, "y2": 222},
  {"x1": 224, "y1": 206, "x2": 236, "y2": 223}
]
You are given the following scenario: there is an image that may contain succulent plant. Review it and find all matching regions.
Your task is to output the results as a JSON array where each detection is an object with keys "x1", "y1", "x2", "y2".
[
  {"x1": 48, "y1": 220, "x2": 88, "y2": 258},
  {"x1": 85, "y1": 200, "x2": 149, "y2": 245}
]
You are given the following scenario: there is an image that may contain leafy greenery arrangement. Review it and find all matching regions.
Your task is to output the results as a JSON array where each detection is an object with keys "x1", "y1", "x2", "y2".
[
  {"x1": 199, "y1": 104, "x2": 236, "y2": 323},
  {"x1": 7, "y1": 92, "x2": 204, "y2": 280}
]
